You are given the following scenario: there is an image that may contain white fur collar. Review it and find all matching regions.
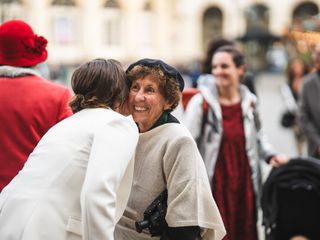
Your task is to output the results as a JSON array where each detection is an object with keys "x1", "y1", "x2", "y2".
[{"x1": 0, "y1": 66, "x2": 41, "y2": 77}]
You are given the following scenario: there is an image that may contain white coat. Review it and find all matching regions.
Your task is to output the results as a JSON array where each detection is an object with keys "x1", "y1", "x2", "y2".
[
  {"x1": 184, "y1": 84, "x2": 275, "y2": 204},
  {"x1": 0, "y1": 108, "x2": 139, "y2": 240}
]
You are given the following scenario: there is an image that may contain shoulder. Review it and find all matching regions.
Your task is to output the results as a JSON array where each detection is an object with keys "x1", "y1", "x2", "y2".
[
  {"x1": 189, "y1": 93, "x2": 204, "y2": 106},
  {"x1": 303, "y1": 72, "x2": 318, "y2": 87},
  {"x1": 159, "y1": 123, "x2": 192, "y2": 137},
  {"x1": 75, "y1": 109, "x2": 138, "y2": 132},
  {"x1": 240, "y1": 84, "x2": 257, "y2": 104},
  {"x1": 39, "y1": 77, "x2": 70, "y2": 92},
  {"x1": 160, "y1": 124, "x2": 196, "y2": 150},
  {"x1": 101, "y1": 110, "x2": 137, "y2": 128},
  {"x1": 19, "y1": 74, "x2": 70, "y2": 93},
  {"x1": 142, "y1": 124, "x2": 194, "y2": 143}
]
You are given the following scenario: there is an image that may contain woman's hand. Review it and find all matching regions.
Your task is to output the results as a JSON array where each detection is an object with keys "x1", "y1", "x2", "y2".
[{"x1": 269, "y1": 155, "x2": 290, "y2": 168}]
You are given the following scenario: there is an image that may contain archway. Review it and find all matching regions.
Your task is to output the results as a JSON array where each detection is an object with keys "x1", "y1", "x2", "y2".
[
  {"x1": 292, "y1": 1, "x2": 319, "y2": 31},
  {"x1": 202, "y1": 7, "x2": 223, "y2": 52}
]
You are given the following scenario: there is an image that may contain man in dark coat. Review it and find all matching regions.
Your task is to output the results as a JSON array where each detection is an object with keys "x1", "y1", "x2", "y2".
[{"x1": 299, "y1": 43, "x2": 320, "y2": 158}]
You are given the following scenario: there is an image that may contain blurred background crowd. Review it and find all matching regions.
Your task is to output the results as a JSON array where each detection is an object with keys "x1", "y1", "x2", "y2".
[{"x1": 1, "y1": 0, "x2": 319, "y2": 85}]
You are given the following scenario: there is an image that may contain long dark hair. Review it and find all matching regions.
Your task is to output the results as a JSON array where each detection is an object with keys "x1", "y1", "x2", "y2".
[
  {"x1": 287, "y1": 57, "x2": 309, "y2": 100},
  {"x1": 202, "y1": 38, "x2": 234, "y2": 74},
  {"x1": 69, "y1": 58, "x2": 127, "y2": 113},
  {"x1": 214, "y1": 45, "x2": 245, "y2": 68}
]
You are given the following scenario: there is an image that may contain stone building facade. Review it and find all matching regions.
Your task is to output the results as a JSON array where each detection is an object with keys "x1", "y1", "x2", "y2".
[{"x1": 0, "y1": 0, "x2": 319, "y2": 67}]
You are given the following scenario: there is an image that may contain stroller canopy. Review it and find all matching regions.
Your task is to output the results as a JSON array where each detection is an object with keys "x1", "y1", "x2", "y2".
[{"x1": 261, "y1": 157, "x2": 320, "y2": 240}]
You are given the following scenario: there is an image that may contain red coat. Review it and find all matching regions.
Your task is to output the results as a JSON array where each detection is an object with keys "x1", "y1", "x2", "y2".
[{"x1": 0, "y1": 69, "x2": 72, "y2": 190}]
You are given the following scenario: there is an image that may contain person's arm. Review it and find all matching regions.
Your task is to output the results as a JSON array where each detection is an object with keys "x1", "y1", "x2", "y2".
[
  {"x1": 183, "y1": 94, "x2": 204, "y2": 139},
  {"x1": 163, "y1": 226, "x2": 200, "y2": 240},
  {"x1": 280, "y1": 83, "x2": 298, "y2": 112},
  {"x1": 80, "y1": 117, "x2": 138, "y2": 240},
  {"x1": 163, "y1": 135, "x2": 226, "y2": 240}
]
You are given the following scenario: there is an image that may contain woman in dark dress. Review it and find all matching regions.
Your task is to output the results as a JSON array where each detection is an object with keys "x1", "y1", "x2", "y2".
[{"x1": 184, "y1": 46, "x2": 289, "y2": 240}]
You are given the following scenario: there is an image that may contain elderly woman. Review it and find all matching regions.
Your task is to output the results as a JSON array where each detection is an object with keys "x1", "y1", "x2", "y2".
[
  {"x1": 115, "y1": 58, "x2": 226, "y2": 240},
  {"x1": 184, "y1": 46, "x2": 288, "y2": 240},
  {"x1": 0, "y1": 59, "x2": 139, "y2": 240}
]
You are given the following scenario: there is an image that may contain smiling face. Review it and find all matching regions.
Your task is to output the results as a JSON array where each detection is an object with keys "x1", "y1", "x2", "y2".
[
  {"x1": 128, "y1": 75, "x2": 171, "y2": 132},
  {"x1": 211, "y1": 51, "x2": 244, "y2": 89}
]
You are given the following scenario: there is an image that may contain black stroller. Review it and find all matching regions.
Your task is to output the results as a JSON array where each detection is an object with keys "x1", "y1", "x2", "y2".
[{"x1": 261, "y1": 157, "x2": 320, "y2": 240}]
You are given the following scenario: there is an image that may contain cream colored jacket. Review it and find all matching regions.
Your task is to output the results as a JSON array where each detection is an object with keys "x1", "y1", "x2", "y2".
[
  {"x1": 0, "y1": 108, "x2": 138, "y2": 240},
  {"x1": 115, "y1": 123, "x2": 226, "y2": 240}
]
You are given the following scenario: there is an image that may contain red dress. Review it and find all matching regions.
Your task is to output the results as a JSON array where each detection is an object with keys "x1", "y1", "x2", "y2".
[{"x1": 212, "y1": 103, "x2": 257, "y2": 240}]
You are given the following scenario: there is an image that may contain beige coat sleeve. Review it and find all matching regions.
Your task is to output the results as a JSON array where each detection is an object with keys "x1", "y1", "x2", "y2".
[{"x1": 163, "y1": 136, "x2": 226, "y2": 240}]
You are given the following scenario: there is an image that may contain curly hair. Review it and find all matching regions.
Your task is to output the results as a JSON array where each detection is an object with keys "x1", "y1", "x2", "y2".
[
  {"x1": 126, "y1": 65, "x2": 180, "y2": 112},
  {"x1": 69, "y1": 58, "x2": 127, "y2": 113}
]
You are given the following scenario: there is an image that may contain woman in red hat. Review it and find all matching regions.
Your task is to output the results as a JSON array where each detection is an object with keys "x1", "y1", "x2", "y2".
[{"x1": 0, "y1": 19, "x2": 73, "y2": 191}]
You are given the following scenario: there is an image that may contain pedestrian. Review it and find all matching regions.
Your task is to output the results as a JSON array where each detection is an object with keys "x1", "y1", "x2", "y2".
[
  {"x1": 184, "y1": 46, "x2": 288, "y2": 240},
  {"x1": 0, "y1": 19, "x2": 72, "y2": 191},
  {"x1": 280, "y1": 57, "x2": 309, "y2": 156},
  {"x1": 0, "y1": 58, "x2": 139, "y2": 240},
  {"x1": 115, "y1": 58, "x2": 226, "y2": 240},
  {"x1": 299, "y1": 42, "x2": 320, "y2": 158}
]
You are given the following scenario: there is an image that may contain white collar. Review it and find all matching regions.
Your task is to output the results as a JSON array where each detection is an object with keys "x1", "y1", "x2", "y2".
[{"x1": 0, "y1": 65, "x2": 41, "y2": 77}]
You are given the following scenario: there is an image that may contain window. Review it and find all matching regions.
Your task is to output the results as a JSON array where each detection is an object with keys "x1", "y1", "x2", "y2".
[
  {"x1": 0, "y1": 0, "x2": 23, "y2": 22},
  {"x1": 51, "y1": 0, "x2": 76, "y2": 6},
  {"x1": 143, "y1": 1, "x2": 152, "y2": 11},
  {"x1": 202, "y1": 7, "x2": 223, "y2": 51},
  {"x1": 292, "y1": 2, "x2": 319, "y2": 31},
  {"x1": 1, "y1": 0, "x2": 22, "y2": 3},
  {"x1": 52, "y1": 16, "x2": 76, "y2": 44},
  {"x1": 104, "y1": 0, "x2": 120, "y2": 8},
  {"x1": 293, "y1": 2, "x2": 319, "y2": 20},
  {"x1": 245, "y1": 4, "x2": 269, "y2": 30},
  {"x1": 140, "y1": 7, "x2": 154, "y2": 48},
  {"x1": 104, "y1": 17, "x2": 121, "y2": 46},
  {"x1": 103, "y1": 3, "x2": 122, "y2": 46},
  {"x1": 50, "y1": 1, "x2": 79, "y2": 45}
]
